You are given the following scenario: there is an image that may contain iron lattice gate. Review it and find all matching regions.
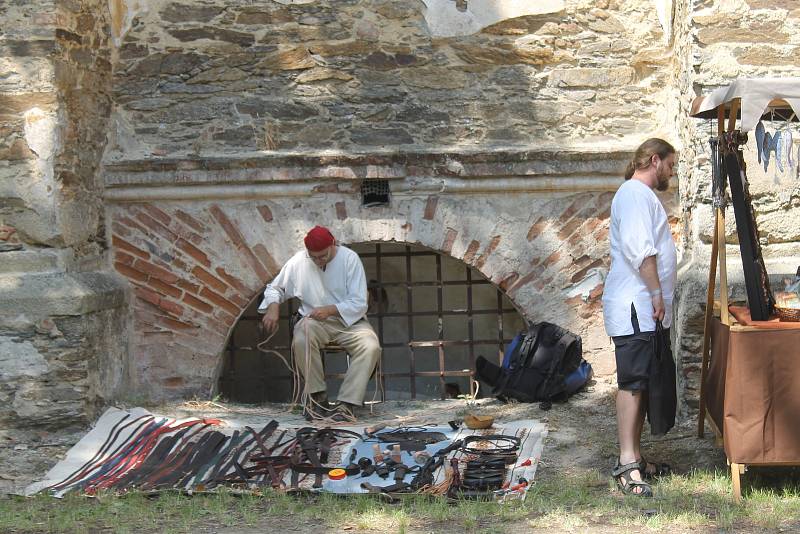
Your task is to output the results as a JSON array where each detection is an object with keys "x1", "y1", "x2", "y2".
[{"x1": 219, "y1": 243, "x2": 523, "y2": 402}]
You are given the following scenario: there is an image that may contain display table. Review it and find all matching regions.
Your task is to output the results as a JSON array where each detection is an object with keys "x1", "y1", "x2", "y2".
[
  {"x1": 703, "y1": 310, "x2": 800, "y2": 499},
  {"x1": 691, "y1": 80, "x2": 800, "y2": 501}
]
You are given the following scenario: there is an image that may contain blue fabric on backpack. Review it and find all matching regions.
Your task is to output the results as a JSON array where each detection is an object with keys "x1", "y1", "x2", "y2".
[
  {"x1": 501, "y1": 333, "x2": 524, "y2": 369},
  {"x1": 563, "y1": 360, "x2": 593, "y2": 395}
]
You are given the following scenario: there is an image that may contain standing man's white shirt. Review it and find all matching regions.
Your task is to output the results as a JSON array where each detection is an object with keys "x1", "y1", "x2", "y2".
[
  {"x1": 602, "y1": 179, "x2": 677, "y2": 336},
  {"x1": 258, "y1": 245, "x2": 368, "y2": 327}
]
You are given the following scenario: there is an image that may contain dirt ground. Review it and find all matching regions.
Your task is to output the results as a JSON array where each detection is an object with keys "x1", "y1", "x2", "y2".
[{"x1": 0, "y1": 370, "x2": 732, "y2": 533}]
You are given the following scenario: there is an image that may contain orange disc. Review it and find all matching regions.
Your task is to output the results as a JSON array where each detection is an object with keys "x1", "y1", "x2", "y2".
[{"x1": 328, "y1": 468, "x2": 347, "y2": 480}]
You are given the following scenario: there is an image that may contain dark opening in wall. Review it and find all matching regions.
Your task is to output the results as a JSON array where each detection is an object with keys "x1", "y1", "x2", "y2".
[
  {"x1": 361, "y1": 179, "x2": 390, "y2": 207},
  {"x1": 218, "y1": 242, "x2": 525, "y2": 403}
]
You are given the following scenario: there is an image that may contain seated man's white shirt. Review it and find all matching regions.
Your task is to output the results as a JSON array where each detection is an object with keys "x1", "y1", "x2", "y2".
[
  {"x1": 258, "y1": 245, "x2": 368, "y2": 327},
  {"x1": 602, "y1": 179, "x2": 677, "y2": 336}
]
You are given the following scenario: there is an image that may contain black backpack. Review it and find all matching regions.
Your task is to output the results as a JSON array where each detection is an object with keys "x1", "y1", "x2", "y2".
[{"x1": 475, "y1": 322, "x2": 590, "y2": 409}]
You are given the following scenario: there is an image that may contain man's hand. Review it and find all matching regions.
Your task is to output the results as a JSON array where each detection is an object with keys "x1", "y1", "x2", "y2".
[
  {"x1": 309, "y1": 305, "x2": 338, "y2": 321},
  {"x1": 261, "y1": 303, "x2": 280, "y2": 335},
  {"x1": 651, "y1": 294, "x2": 665, "y2": 322}
]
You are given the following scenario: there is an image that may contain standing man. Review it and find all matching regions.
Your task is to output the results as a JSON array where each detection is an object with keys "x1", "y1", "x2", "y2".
[
  {"x1": 259, "y1": 226, "x2": 381, "y2": 422},
  {"x1": 602, "y1": 138, "x2": 677, "y2": 497}
]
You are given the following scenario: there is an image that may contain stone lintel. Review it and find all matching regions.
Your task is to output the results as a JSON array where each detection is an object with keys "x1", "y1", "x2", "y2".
[{"x1": 104, "y1": 146, "x2": 635, "y2": 188}]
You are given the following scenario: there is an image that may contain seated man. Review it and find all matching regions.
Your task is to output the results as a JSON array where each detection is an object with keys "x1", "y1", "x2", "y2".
[{"x1": 259, "y1": 226, "x2": 381, "y2": 421}]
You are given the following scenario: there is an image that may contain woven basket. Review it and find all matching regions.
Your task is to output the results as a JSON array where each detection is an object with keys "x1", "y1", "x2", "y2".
[{"x1": 775, "y1": 306, "x2": 800, "y2": 322}]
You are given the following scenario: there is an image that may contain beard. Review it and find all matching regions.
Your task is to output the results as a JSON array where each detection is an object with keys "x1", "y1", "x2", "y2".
[{"x1": 655, "y1": 162, "x2": 671, "y2": 191}]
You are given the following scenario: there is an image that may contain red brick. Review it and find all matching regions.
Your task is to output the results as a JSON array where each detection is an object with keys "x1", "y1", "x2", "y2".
[
  {"x1": 216, "y1": 267, "x2": 252, "y2": 294},
  {"x1": 588, "y1": 283, "x2": 604, "y2": 301},
  {"x1": 134, "y1": 258, "x2": 179, "y2": 284},
  {"x1": 573, "y1": 255, "x2": 592, "y2": 269},
  {"x1": 192, "y1": 266, "x2": 228, "y2": 293},
  {"x1": 133, "y1": 305, "x2": 158, "y2": 327},
  {"x1": 441, "y1": 227, "x2": 457, "y2": 254},
  {"x1": 112, "y1": 235, "x2": 150, "y2": 259},
  {"x1": 204, "y1": 318, "x2": 230, "y2": 337},
  {"x1": 147, "y1": 277, "x2": 182, "y2": 299},
  {"x1": 476, "y1": 235, "x2": 501, "y2": 269},
  {"x1": 175, "y1": 209, "x2": 207, "y2": 233},
  {"x1": 214, "y1": 309, "x2": 237, "y2": 326},
  {"x1": 557, "y1": 218, "x2": 583, "y2": 241},
  {"x1": 209, "y1": 204, "x2": 269, "y2": 280},
  {"x1": 141, "y1": 203, "x2": 172, "y2": 226},
  {"x1": 253, "y1": 244, "x2": 280, "y2": 274},
  {"x1": 135, "y1": 286, "x2": 160, "y2": 307},
  {"x1": 114, "y1": 250, "x2": 135, "y2": 266},
  {"x1": 543, "y1": 250, "x2": 561, "y2": 268},
  {"x1": 570, "y1": 258, "x2": 604, "y2": 283},
  {"x1": 135, "y1": 210, "x2": 179, "y2": 242},
  {"x1": 257, "y1": 205, "x2": 273, "y2": 222},
  {"x1": 199, "y1": 287, "x2": 239, "y2": 316},
  {"x1": 463, "y1": 240, "x2": 480, "y2": 264},
  {"x1": 314, "y1": 184, "x2": 339, "y2": 193},
  {"x1": 176, "y1": 238, "x2": 211, "y2": 267},
  {"x1": 172, "y1": 256, "x2": 189, "y2": 272},
  {"x1": 177, "y1": 278, "x2": 201, "y2": 294},
  {"x1": 117, "y1": 215, "x2": 149, "y2": 235},
  {"x1": 157, "y1": 316, "x2": 197, "y2": 331},
  {"x1": 115, "y1": 262, "x2": 148, "y2": 282},
  {"x1": 188, "y1": 232, "x2": 205, "y2": 246},
  {"x1": 229, "y1": 293, "x2": 249, "y2": 308},
  {"x1": 558, "y1": 197, "x2": 586, "y2": 224},
  {"x1": 508, "y1": 271, "x2": 535, "y2": 295},
  {"x1": 335, "y1": 201, "x2": 347, "y2": 220},
  {"x1": 163, "y1": 377, "x2": 185, "y2": 387},
  {"x1": 183, "y1": 293, "x2": 213, "y2": 313},
  {"x1": 423, "y1": 196, "x2": 438, "y2": 220},
  {"x1": 498, "y1": 272, "x2": 519, "y2": 291},
  {"x1": 526, "y1": 217, "x2": 547, "y2": 241},
  {"x1": 157, "y1": 297, "x2": 183, "y2": 316},
  {"x1": 401, "y1": 222, "x2": 412, "y2": 232}
]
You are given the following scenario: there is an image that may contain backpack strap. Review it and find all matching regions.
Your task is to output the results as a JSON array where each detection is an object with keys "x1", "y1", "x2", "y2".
[
  {"x1": 537, "y1": 331, "x2": 578, "y2": 410},
  {"x1": 506, "y1": 323, "x2": 545, "y2": 393}
]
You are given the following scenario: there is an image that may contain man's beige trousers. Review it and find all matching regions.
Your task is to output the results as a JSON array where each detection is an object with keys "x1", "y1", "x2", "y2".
[{"x1": 291, "y1": 316, "x2": 381, "y2": 406}]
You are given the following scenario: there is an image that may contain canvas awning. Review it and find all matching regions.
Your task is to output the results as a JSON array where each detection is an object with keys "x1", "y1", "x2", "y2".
[{"x1": 690, "y1": 78, "x2": 800, "y2": 132}]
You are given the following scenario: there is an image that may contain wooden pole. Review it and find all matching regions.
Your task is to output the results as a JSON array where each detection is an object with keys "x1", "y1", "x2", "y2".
[{"x1": 697, "y1": 210, "x2": 719, "y2": 438}]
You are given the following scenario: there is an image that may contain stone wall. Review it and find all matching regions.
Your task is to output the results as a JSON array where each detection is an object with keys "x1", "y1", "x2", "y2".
[
  {"x1": 97, "y1": 0, "x2": 686, "y2": 399},
  {"x1": 4, "y1": 0, "x2": 800, "y2": 415},
  {"x1": 0, "y1": 0, "x2": 128, "y2": 432},
  {"x1": 104, "y1": 0, "x2": 675, "y2": 160},
  {"x1": 673, "y1": 0, "x2": 800, "y2": 412}
]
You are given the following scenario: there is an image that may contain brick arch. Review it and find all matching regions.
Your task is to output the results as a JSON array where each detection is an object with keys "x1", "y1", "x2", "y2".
[{"x1": 109, "y1": 191, "x2": 612, "y2": 400}]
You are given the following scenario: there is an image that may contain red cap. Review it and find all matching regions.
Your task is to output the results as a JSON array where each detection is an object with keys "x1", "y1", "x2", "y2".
[{"x1": 304, "y1": 225, "x2": 335, "y2": 252}]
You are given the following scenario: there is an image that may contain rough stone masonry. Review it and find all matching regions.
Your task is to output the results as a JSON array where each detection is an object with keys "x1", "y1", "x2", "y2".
[{"x1": 1, "y1": 0, "x2": 799, "y2": 438}]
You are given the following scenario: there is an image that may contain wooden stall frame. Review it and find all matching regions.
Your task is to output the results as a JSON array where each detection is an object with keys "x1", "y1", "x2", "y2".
[{"x1": 695, "y1": 94, "x2": 800, "y2": 502}]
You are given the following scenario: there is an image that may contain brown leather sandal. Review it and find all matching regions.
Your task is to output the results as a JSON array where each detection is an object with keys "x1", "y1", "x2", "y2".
[
  {"x1": 612, "y1": 461, "x2": 653, "y2": 497},
  {"x1": 638, "y1": 456, "x2": 672, "y2": 480}
]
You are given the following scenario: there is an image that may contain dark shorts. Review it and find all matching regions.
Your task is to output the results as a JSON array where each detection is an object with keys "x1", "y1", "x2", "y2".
[{"x1": 612, "y1": 305, "x2": 671, "y2": 391}]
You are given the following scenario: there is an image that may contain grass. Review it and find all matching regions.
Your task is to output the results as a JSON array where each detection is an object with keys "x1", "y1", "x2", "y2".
[{"x1": 2, "y1": 468, "x2": 800, "y2": 533}]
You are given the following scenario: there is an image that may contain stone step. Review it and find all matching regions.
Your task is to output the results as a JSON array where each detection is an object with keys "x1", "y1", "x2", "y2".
[{"x1": 0, "y1": 248, "x2": 74, "y2": 274}]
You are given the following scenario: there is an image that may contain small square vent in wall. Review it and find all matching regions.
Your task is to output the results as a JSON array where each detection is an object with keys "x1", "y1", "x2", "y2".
[{"x1": 361, "y1": 179, "x2": 391, "y2": 207}]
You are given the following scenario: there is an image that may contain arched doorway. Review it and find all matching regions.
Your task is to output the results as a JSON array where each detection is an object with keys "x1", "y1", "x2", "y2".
[{"x1": 218, "y1": 242, "x2": 525, "y2": 403}]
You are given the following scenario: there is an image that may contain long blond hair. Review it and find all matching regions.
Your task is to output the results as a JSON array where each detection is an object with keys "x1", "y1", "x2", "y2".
[{"x1": 624, "y1": 138, "x2": 676, "y2": 179}]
